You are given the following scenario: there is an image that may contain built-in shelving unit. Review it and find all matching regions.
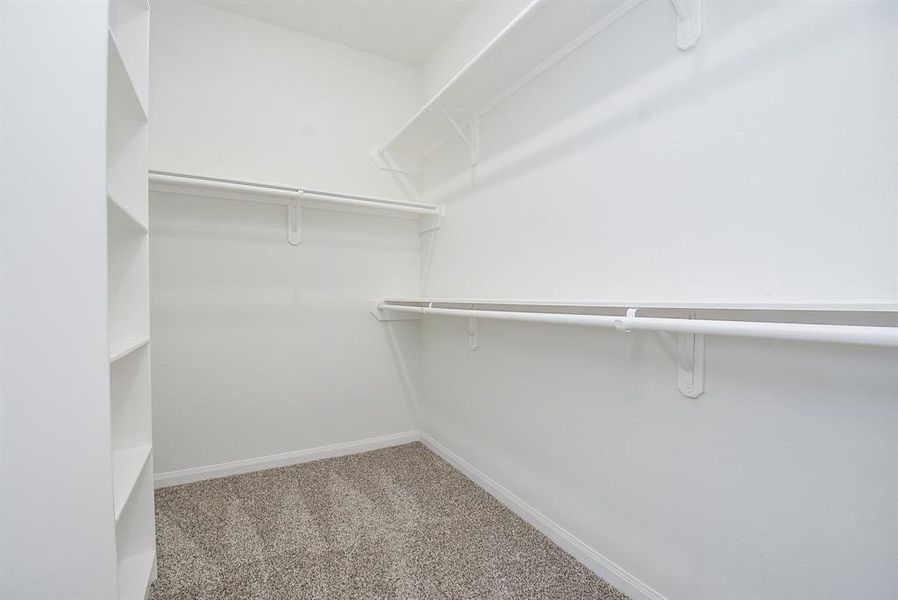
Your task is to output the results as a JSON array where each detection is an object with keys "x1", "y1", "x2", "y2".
[
  {"x1": 376, "y1": 0, "x2": 701, "y2": 167},
  {"x1": 106, "y1": 0, "x2": 155, "y2": 597}
]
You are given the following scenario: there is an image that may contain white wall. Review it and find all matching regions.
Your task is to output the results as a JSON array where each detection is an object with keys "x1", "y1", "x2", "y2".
[
  {"x1": 1, "y1": 1, "x2": 118, "y2": 597},
  {"x1": 149, "y1": 0, "x2": 419, "y2": 198},
  {"x1": 148, "y1": 0, "x2": 420, "y2": 474},
  {"x1": 414, "y1": 1, "x2": 898, "y2": 599}
]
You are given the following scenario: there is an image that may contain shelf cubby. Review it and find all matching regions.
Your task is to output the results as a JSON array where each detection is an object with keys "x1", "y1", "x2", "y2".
[
  {"x1": 112, "y1": 444, "x2": 152, "y2": 521},
  {"x1": 115, "y1": 462, "x2": 156, "y2": 600},
  {"x1": 108, "y1": 204, "x2": 149, "y2": 343},
  {"x1": 111, "y1": 344, "x2": 152, "y2": 453}
]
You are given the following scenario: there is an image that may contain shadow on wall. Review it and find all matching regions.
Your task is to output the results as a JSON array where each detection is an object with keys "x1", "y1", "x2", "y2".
[{"x1": 425, "y1": 0, "x2": 861, "y2": 203}]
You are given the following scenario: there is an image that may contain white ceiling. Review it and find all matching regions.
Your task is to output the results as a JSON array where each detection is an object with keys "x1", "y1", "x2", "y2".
[{"x1": 194, "y1": 0, "x2": 473, "y2": 65}]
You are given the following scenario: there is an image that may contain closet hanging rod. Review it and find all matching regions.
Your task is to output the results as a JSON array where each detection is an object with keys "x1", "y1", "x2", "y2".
[
  {"x1": 148, "y1": 171, "x2": 440, "y2": 216},
  {"x1": 374, "y1": 303, "x2": 898, "y2": 348}
]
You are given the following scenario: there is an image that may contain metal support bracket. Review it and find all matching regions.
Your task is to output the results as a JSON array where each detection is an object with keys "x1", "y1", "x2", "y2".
[
  {"x1": 657, "y1": 324, "x2": 704, "y2": 398},
  {"x1": 465, "y1": 317, "x2": 479, "y2": 350},
  {"x1": 437, "y1": 104, "x2": 480, "y2": 165},
  {"x1": 369, "y1": 147, "x2": 422, "y2": 175},
  {"x1": 287, "y1": 192, "x2": 303, "y2": 245},
  {"x1": 669, "y1": 0, "x2": 702, "y2": 50},
  {"x1": 418, "y1": 205, "x2": 445, "y2": 235},
  {"x1": 617, "y1": 308, "x2": 704, "y2": 398}
]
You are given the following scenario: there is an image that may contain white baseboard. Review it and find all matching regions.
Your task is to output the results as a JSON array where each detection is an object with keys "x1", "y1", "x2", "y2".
[
  {"x1": 420, "y1": 432, "x2": 668, "y2": 600},
  {"x1": 154, "y1": 430, "x2": 421, "y2": 488}
]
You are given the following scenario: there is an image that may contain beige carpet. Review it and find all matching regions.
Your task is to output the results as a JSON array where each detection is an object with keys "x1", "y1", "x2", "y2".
[{"x1": 149, "y1": 442, "x2": 628, "y2": 599}]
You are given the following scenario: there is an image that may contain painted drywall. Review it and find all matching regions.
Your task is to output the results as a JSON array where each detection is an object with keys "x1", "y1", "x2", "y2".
[
  {"x1": 149, "y1": 0, "x2": 420, "y2": 198},
  {"x1": 148, "y1": 0, "x2": 420, "y2": 474},
  {"x1": 413, "y1": 1, "x2": 898, "y2": 599},
  {"x1": 0, "y1": 1, "x2": 119, "y2": 597}
]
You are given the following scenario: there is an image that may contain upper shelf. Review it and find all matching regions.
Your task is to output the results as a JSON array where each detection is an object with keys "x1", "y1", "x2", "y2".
[
  {"x1": 380, "y1": 298, "x2": 898, "y2": 314},
  {"x1": 379, "y1": 0, "x2": 701, "y2": 164}
]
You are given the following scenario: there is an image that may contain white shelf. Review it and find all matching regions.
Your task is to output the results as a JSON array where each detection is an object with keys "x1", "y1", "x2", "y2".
[
  {"x1": 110, "y1": 337, "x2": 150, "y2": 363},
  {"x1": 117, "y1": 551, "x2": 155, "y2": 600},
  {"x1": 381, "y1": 298, "x2": 898, "y2": 313},
  {"x1": 112, "y1": 445, "x2": 152, "y2": 521},
  {"x1": 381, "y1": 0, "x2": 645, "y2": 160},
  {"x1": 108, "y1": 31, "x2": 147, "y2": 122},
  {"x1": 108, "y1": 192, "x2": 149, "y2": 233}
]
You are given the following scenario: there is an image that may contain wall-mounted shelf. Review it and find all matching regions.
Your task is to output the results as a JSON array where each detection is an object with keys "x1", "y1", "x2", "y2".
[
  {"x1": 112, "y1": 444, "x2": 152, "y2": 521},
  {"x1": 378, "y1": 298, "x2": 898, "y2": 313},
  {"x1": 377, "y1": 0, "x2": 701, "y2": 166},
  {"x1": 373, "y1": 298, "x2": 898, "y2": 399},
  {"x1": 149, "y1": 171, "x2": 445, "y2": 245}
]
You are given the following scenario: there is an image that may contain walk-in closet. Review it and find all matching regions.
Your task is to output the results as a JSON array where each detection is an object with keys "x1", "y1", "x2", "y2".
[{"x1": 2, "y1": 1, "x2": 897, "y2": 599}]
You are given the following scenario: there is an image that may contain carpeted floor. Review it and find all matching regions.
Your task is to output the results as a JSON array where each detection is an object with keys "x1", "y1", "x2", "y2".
[{"x1": 149, "y1": 442, "x2": 628, "y2": 599}]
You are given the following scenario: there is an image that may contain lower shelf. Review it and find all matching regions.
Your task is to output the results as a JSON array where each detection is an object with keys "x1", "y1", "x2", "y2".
[{"x1": 118, "y1": 550, "x2": 156, "y2": 600}]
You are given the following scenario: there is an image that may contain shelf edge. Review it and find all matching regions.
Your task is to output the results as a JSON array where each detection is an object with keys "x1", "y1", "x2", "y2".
[{"x1": 109, "y1": 337, "x2": 151, "y2": 363}]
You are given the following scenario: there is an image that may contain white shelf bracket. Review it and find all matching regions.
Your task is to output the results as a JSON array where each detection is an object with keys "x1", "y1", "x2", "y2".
[
  {"x1": 618, "y1": 308, "x2": 704, "y2": 398},
  {"x1": 669, "y1": 0, "x2": 702, "y2": 50},
  {"x1": 418, "y1": 205, "x2": 445, "y2": 235},
  {"x1": 466, "y1": 317, "x2": 479, "y2": 350},
  {"x1": 369, "y1": 147, "x2": 421, "y2": 175},
  {"x1": 437, "y1": 104, "x2": 480, "y2": 165},
  {"x1": 287, "y1": 192, "x2": 303, "y2": 246},
  {"x1": 657, "y1": 316, "x2": 704, "y2": 398},
  {"x1": 470, "y1": 115, "x2": 480, "y2": 165}
]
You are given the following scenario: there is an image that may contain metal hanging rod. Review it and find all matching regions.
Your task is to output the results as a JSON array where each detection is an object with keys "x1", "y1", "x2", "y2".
[
  {"x1": 371, "y1": 301, "x2": 898, "y2": 398},
  {"x1": 373, "y1": 303, "x2": 898, "y2": 348},
  {"x1": 148, "y1": 171, "x2": 444, "y2": 245}
]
